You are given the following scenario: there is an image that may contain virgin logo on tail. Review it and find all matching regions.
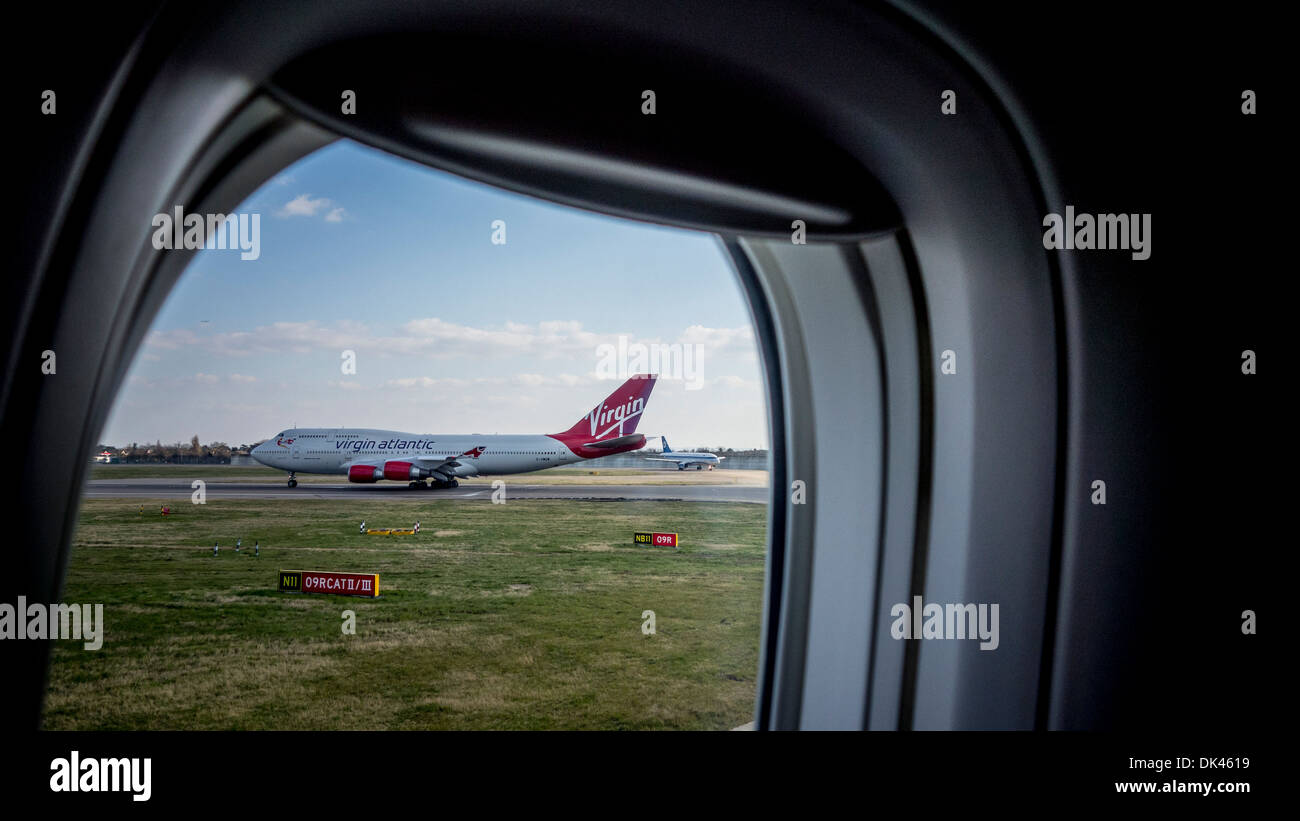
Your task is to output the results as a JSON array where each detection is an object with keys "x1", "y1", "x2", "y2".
[
  {"x1": 586, "y1": 397, "x2": 646, "y2": 438},
  {"x1": 554, "y1": 374, "x2": 657, "y2": 441}
]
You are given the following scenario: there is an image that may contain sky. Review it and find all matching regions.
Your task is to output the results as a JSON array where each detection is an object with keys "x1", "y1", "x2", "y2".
[{"x1": 101, "y1": 140, "x2": 769, "y2": 451}]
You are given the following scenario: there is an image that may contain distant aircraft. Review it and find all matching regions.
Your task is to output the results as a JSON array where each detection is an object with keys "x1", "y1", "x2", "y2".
[
  {"x1": 251, "y1": 375, "x2": 657, "y2": 488},
  {"x1": 645, "y1": 436, "x2": 723, "y2": 471}
]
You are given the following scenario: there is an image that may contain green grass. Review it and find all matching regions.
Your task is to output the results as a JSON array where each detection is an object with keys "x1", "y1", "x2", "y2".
[{"x1": 45, "y1": 497, "x2": 767, "y2": 730}]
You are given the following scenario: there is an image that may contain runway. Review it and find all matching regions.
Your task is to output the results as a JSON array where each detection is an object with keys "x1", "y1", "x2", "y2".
[{"x1": 84, "y1": 479, "x2": 769, "y2": 504}]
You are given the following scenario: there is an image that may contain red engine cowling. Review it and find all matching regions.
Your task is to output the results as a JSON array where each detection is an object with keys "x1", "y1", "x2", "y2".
[
  {"x1": 382, "y1": 461, "x2": 423, "y2": 481},
  {"x1": 348, "y1": 464, "x2": 380, "y2": 483}
]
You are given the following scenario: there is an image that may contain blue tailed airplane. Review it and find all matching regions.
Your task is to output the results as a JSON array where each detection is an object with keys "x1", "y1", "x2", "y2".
[{"x1": 644, "y1": 436, "x2": 723, "y2": 470}]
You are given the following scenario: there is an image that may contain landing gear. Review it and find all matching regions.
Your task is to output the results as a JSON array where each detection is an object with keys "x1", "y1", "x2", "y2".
[
  {"x1": 408, "y1": 480, "x2": 427, "y2": 489},
  {"x1": 695, "y1": 464, "x2": 704, "y2": 471},
  {"x1": 428, "y1": 478, "x2": 459, "y2": 490},
  {"x1": 287, "y1": 472, "x2": 298, "y2": 488}
]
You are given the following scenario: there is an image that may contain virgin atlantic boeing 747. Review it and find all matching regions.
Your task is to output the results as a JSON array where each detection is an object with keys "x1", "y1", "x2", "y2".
[{"x1": 251, "y1": 374, "x2": 656, "y2": 488}]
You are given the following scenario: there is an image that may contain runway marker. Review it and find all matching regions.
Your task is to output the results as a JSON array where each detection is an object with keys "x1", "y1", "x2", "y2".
[
  {"x1": 278, "y1": 570, "x2": 379, "y2": 598},
  {"x1": 634, "y1": 531, "x2": 679, "y2": 548}
]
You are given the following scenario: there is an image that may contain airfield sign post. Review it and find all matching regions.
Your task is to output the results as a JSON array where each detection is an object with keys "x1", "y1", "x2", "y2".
[
  {"x1": 634, "y1": 531, "x2": 679, "y2": 548},
  {"x1": 279, "y1": 570, "x2": 380, "y2": 598}
]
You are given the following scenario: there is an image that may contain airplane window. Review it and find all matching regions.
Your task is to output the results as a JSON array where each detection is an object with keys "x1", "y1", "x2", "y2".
[{"x1": 54, "y1": 139, "x2": 770, "y2": 731}]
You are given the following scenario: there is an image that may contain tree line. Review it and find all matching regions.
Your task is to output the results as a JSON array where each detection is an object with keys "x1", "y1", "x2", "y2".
[{"x1": 93, "y1": 436, "x2": 264, "y2": 464}]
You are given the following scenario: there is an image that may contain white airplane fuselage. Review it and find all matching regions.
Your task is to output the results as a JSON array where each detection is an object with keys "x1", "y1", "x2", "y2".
[
  {"x1": 645, "y1": 436, "x2": 723, "y2": 470},
  {"x1": 250, "y1": 374, "x2": 659, "y2": 487},
  {"x1": 655, "y1": 451, "x2": 721, "y2": 470},
  {"x1": 252, "y1": 430, "x2": 583, "y2": 477}
]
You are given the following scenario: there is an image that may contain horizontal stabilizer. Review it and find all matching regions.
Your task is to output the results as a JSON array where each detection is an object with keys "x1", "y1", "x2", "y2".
[{"x1": 583, "y1": 433, "x2": 644, "y2": 449}]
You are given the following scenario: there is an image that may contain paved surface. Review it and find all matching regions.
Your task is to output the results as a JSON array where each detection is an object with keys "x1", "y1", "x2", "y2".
[{"x1": 84, "y1": 479, "x2": 769, "y2": 504}]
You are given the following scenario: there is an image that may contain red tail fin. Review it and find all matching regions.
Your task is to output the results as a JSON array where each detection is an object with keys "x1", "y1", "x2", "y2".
[{"x1": 554, "y1": 375, "x2": 657, "y2": 440}]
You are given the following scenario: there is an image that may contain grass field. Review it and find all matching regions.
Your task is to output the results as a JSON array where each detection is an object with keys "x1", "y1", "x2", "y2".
[{"x1": 45, "y1": 497, "x2": 767, "y2": 730}]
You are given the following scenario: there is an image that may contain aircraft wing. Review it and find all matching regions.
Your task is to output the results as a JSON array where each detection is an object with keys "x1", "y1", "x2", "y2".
[
  {"x1": 412, "y1": 447, "x2": 486, "y2": 476},
  {"x1": 413, "y1": 456, "x2": 462, "y2": 471}
]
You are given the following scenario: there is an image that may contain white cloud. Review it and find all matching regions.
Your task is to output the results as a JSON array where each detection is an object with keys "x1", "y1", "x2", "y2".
[
  {"x1": 511, "y1": 372, "x2": 590, "y2": 388},
  {"x1": 145, "y1": 328, "x2": 199, "y2": 350},
  {"x1": 143, "y1": 320, "x2": 758, "y2": 368},
  {"x1": 194, "y1": 373, "x2": 219, "y2": 384},
  {"x1": 325, "y1": 207, "x2": 346, "y2": 223},
  {"x1": 277, "y1": 194, "x2": 333, "y2": 218},
  {"x1": 714, "y1": 375, "x2": 751, "y2": 388},
  {"x1": 387, "y1": 377, "x2": 440, "y2": 389},
  {"x1": 679, "y1": 324, "x2": 754, "y2": 351},
  {"x1": 384, "y1": 376, "x2": 507, "y2": 389},
  {"x1": 229, "y1": 373, "x2": 257, "y2": 383}
]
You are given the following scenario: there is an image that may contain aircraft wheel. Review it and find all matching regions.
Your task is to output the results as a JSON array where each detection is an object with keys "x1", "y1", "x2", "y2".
[{"x1": 287, "y1": 479, "x2": 298, "y2": 488}]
